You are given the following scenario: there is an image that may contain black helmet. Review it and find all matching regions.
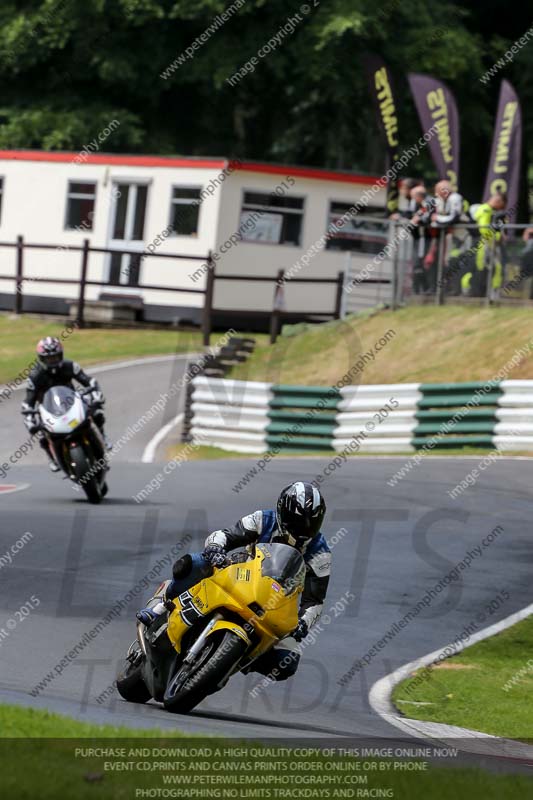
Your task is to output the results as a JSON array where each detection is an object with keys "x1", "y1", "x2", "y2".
[
  {"x1": 276, "y1": 482, "x2": 326, "y2": 549},
  {"x1": 36, "y1": 337, "x2": 63, "y2": 371}
]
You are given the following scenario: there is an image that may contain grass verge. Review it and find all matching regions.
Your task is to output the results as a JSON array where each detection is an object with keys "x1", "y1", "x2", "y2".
[
  {"x1": 165, "y1": 444, "x2": 533, "y2": 461},
  {"x1": 0, "y1": 313, "x2": 268, "y2": 385},
  {"x1": 0, "y1": 313, "x2": 205, "y2": 384},
  {"x1": 230, "y1": 305, "x2": 533, "y2": 386},
  {"x1": 392, "y1": 615, "x2": 533, "y2": 739},
  {"x1": 1, "y1": 703, "x2": 532, "y2": 799},
  {"x1": 0, "y1": 702, "x2": 186, "y2": 738}
]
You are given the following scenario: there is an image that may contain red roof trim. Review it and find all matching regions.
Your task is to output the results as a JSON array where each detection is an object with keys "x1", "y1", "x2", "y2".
[
  {"x1": 0, "y1": 150, "x2": 227, "y2": 169},
  {"x1": 0, "y1": 150, "x2": 382, "y2": 185},
  {"x1": 235, "y1": 161, "x2": 381, "y2": 186}
]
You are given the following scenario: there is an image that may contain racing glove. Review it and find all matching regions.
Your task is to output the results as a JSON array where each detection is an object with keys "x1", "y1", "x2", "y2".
[
  {"x1": 21, "y1": 403, "x2": 40, "y2": 435},
  {"x1": 89, "y1": 378, "x2": 104, "y2": 405},
  {"x1": 202, "y1": 544, "x2": 228, "y2": 568},
  {"x1": 292, "y1": 619, "x2": 309, "y2": 642}
]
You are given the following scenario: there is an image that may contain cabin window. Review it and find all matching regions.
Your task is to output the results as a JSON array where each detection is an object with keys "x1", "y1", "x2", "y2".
[
  {"x1": 169, "y1": 186, "x2": 202, "y2": 236},
  {"x1": 325, "y1": 201, "x2": 388, "y2": 255},
  {"x1": 239, "y1": 191, "x2": 305, "y2": 246},
  {"x1": 65, "y1": 182, "x2": 96, "y2": 231}
]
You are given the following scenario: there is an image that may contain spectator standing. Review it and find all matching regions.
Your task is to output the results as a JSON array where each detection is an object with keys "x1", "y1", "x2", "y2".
[
  {"x1": 431, "y1": 180, "x2": 469, "y2": 294},
  {"x1": 391, "y1": 177, "x2": 424, "y2": 219},
  {"x1": 520, "y1": 227, "x2": 533, "y2": 296},
  {"x1": 409, "y1": 186, "x2": 434, "y2": 293},
  {"x1": 462, "y1": 193, "x2": 506, "y2": 297},
  {"x1": 501, "y1": 226, "x2": 533, "y2": 298}
]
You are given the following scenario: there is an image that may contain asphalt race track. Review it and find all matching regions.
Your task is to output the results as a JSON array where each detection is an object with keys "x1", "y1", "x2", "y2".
[
  {"x1": 1, "y1": 356, "x2": 532, "y2": 739},
  {"x1": 0, "y1": 354, "x2": 192, "y2": 467}
]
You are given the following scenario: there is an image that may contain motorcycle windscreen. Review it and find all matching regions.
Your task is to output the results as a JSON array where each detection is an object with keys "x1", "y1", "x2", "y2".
[
  {"x1": 41, "y1": 386, "x2": 77, "y2": 417},
  {"x1": 259, "y1": 543, "x2": 306, "y2": 596}
]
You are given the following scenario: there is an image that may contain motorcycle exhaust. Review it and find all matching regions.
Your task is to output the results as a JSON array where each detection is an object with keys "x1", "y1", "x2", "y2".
[{"x1": 137, "y1": 622, "x2": 148, "y2": 657}]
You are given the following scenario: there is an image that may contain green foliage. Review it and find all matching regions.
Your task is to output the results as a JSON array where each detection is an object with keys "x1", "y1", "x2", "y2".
[
  {"x1": 0, "y1": 0, "x2": 529, "y2": 201},
  {"x1": 0, "y1": 107, "x2": 144, "y2": 150}
]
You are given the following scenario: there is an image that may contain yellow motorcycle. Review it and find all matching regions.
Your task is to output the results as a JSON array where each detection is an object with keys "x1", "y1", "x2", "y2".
[{"x1": 116, "y1": 543, "x2": 305, "y2": 713}]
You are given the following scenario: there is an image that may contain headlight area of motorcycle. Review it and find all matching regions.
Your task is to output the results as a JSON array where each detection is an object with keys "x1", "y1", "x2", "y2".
[
  {"x1": 260, "y1": 552, "x2": 306, "y2": 597},
  {"x1": 247, "y1": 601, "x2": 265, "y2": 617}
]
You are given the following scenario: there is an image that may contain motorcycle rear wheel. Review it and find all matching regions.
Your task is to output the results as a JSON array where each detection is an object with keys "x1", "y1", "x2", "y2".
[{"x1": 163, "y1": 631, "x2": 246, "y2": 714}]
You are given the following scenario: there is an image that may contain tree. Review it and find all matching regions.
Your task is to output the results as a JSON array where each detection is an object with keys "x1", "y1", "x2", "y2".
[{"x1": 0, "y1": 1, "x2": 529, "y2": 210}]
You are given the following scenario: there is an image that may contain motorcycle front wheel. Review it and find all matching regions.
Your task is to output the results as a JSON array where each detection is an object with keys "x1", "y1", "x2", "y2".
[
  {"x1": 69, "y1": 444, "x2": 103, "y2": 504},
  {"x1": 163, "y1": 630, "x2": 247, "y2": 714}
]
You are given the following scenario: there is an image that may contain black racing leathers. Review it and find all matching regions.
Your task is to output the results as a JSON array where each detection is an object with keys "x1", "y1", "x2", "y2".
[{"x1": 24, "y1": 360, "x2": 94, "y2": 407}]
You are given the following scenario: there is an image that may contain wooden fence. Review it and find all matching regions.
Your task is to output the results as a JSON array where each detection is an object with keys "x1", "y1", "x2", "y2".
[{"x1": 0, "y1": 236, "x2": 345, "y2": 345}]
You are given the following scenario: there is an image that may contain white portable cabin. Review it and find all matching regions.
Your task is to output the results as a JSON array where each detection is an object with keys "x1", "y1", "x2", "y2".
[{"x1": 0, "y1": 150, "x2": 387, "y2": 326}]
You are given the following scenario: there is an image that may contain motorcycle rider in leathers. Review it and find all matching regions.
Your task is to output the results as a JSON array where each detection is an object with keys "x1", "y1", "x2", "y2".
[
  {"x1": 21, "y1": 336, "x2": 110, "y2": 472},
  {"x1": 137, "y1": 481, "x2": 331, "y2": 681}
]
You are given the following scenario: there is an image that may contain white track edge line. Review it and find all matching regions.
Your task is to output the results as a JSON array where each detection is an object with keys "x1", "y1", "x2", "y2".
[
  {"x1": 368, "y1": 602, "x2": 533, "y2": 756},
  {"x1": 89, "y1": 354, "x2": 195, "y2": 374},
  {"x1": 142, "y1": 413, "x2": 184, "y2": 464}
]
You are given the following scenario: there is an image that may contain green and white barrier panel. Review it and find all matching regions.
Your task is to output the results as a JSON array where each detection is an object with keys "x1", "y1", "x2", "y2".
[
  {"x1": 189, "y1": 376, "x2": 273, "y2": 453},
  {"x1": 266, "y1": 384, "x2": 341, "y2": 452},
  {"x1": 495, "y1": 380, "x2": 533, "y2": 450},
  {"x1": 411, "y1": 380, "x2": 502, "y2": 452},
  {"x1": 334, "y1": 383, "x2": 421, "y2": 453},
  {"x1": 188, "y1": 377, "x2": 533, "y2": 454}
]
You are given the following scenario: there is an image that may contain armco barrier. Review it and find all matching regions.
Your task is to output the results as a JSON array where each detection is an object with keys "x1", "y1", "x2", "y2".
[{"x1": 186, "y1": 377, "x2": 533, "y2": 454}]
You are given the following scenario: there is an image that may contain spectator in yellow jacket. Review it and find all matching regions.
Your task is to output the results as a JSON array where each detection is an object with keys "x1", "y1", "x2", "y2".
[{"x1": 461, "y1": 193, "x2": 506, "y2": 296}]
